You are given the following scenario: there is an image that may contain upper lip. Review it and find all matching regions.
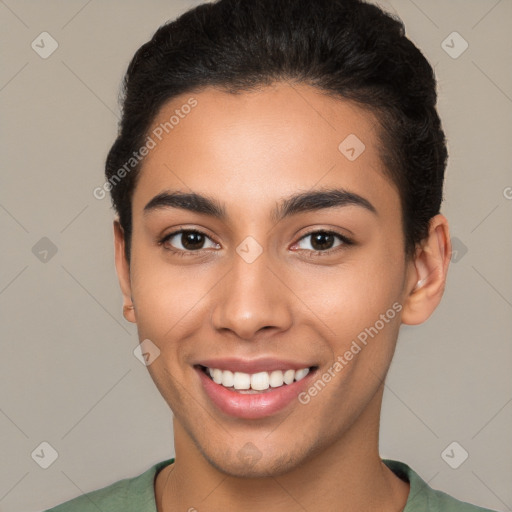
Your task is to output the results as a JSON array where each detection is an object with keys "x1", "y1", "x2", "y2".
[{"x1": 195, "y1": 357, "x2": 317, "y2": 374}]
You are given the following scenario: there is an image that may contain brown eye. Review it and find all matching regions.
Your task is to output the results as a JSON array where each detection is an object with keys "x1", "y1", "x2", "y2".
[
  {"x1": 294, "y1": 230, "x2": 353, "y2": 254},
  {"x1": 309, "y1": 232, "x2": 336, "y2": 251},
  {"x1": 178, "y1": 231, "x2": 205, "y2": 250},
  {"x1": 161, "y1": 229, "x2": 219, "y2": 253}
]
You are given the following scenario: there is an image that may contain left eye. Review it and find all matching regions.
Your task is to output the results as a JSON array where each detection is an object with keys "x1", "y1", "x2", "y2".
[{"x1": 294, "y1": 230, "x2": 350, "y2": 252}]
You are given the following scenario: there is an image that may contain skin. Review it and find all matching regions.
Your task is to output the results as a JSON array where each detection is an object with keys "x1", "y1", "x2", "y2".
[{"x1": 114, "y1": 82, "x2": 451, "y2": 512}]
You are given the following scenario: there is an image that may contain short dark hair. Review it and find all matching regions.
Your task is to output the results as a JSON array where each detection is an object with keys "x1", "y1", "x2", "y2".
[{"x1": 105, "y1": 0, "x2": 447, "y2": 262}]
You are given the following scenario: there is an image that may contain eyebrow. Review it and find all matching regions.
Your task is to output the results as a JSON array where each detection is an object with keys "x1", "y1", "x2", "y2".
[{"x1": 143, "y1": 187, "x2": 377, "y2": 222}]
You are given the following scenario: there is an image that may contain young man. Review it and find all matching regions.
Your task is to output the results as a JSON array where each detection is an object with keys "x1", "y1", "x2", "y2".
[{"x1": 46, "y1": 0, "x2": 498, "y2": 510}]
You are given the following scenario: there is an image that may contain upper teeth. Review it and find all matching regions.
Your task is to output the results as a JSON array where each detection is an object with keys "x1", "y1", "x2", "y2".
[{"x1": 207, "y1": 367, "x2": 311, "y2": 391}]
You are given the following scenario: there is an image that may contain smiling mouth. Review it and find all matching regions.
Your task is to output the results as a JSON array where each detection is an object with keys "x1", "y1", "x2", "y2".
[{"x1": 196, "y1": 364, "x2": 318, "y2": 394}]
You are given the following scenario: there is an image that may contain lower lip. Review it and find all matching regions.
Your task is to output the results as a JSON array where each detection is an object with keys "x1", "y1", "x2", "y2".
[{"x1": 196, "y1": 366, "x2": 317, "y2": 419}]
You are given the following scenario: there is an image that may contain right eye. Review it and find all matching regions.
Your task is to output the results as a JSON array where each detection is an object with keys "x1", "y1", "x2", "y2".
[{"x1": 159, "y1": 228, "x2": 220, "y2": 255}]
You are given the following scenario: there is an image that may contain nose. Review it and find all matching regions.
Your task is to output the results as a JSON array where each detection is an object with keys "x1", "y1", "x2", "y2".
[{"x1": 210, "y1": 248, "x2": 293, "y2": 341}]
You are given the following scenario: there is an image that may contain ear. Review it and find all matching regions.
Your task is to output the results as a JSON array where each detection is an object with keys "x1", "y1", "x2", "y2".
[
  {"x1": 401, "y1": 214, "x2": 452, "y2": 325},
  {"x1": 113, "y1": 220, "x2": 136, "y2": 324}
]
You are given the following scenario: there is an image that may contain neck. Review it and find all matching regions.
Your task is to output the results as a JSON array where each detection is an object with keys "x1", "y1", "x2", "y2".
[{"x1": 156, "y1": 386, "x2": 409, "y2": 512}]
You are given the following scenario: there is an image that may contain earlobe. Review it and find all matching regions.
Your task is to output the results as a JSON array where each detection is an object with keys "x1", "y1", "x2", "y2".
[
  {"x1": 401, "y1": 214, "x2": 452, "y2": 326},
  {"x1": 113, "y1": 220, "x2": 136, "y2": 324},
  {"x1": 123, "y1": 303, "x2": 135, "y2": 322}
]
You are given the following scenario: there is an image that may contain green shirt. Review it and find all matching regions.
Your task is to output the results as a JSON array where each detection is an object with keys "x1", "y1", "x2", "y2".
[{"x1": 44, "y1": 458, "x2": 497, "y2": 511}]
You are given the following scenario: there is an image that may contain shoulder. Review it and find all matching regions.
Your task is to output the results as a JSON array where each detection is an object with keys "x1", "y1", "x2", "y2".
[
  {"x1": 382, "y1": 459, "x2": 498, "y2": 512},
  {"x1": 43, "y1": 459, "x2": 174, "y2": 512}
]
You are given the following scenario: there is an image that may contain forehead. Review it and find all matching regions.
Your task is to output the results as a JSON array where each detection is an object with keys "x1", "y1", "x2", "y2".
[{"x1": 132, "y1": 83, "x2": 399, "y2": 218}]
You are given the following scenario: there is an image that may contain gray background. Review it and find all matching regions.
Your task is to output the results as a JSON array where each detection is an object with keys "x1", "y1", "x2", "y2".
[{"x1": 1, "y1": 0, "x2": 511, "y2": 511}]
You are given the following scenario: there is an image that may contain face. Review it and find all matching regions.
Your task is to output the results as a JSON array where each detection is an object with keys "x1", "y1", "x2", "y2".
[{"x1": 116, "y1": 83, "x2": 422, "y2": 477}]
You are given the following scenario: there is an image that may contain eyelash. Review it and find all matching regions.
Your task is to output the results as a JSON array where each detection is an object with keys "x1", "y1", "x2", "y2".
[{"x1": 158, "y1": 228, "x2": 354, "y2": 258}]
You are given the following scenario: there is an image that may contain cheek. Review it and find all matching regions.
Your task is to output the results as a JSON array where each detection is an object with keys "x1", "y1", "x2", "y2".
[
  {"x1": 296, "y1": 257, "x2": 404, "y2": 393},
  {"x1": 129, "y1": 251, "x2": 215, "y2": 341},
  {"x1": 298, "y1": 263, "x2": 403, "y2": 417},
  {"x1": 299, "y1": 256, "x2": 403, "y2": 337}
]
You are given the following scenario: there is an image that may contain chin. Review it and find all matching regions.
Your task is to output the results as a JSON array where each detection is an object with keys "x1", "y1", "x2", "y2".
[{"x1": 202, "y1": 444, "x2": 308, "y2": 479}]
